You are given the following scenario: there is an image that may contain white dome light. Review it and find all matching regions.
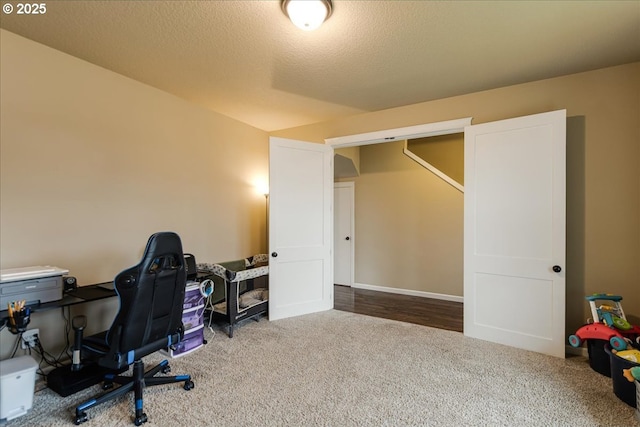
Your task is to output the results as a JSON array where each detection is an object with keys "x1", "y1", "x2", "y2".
[{"x1": 282, "y1": 0, "x2": 333, "y2": 31}]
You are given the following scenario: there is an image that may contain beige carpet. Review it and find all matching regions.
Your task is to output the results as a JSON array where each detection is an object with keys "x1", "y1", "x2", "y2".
[{"x1": 7, "y1": 310, "x2": 638, "y2": 426}]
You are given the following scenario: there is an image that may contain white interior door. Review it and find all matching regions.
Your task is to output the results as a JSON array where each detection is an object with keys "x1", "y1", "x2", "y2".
[
  {"x1": 269, "y1": 137, "x2": 333, "y2": 321},
  {"x1": 334, "y1": 182, "x2": 354, "y2": 286},
  {"x1": 464, "y1": 110, "x2": 566, "y2": 358}
]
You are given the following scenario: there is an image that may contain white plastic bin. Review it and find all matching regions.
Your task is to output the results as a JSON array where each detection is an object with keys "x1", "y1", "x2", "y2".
[
  {"x1": 183, "y1": 282, "x2": 204, "y2": 310},
  {"x1": 0, "y1": 355, "x2": 38, "y2": 422},
  {"x1": 182, "y1": 304, "x2": 204, "y2": 331},
  {"x1": 160, "y1": 324, "x2": 204, "y2": 358}
]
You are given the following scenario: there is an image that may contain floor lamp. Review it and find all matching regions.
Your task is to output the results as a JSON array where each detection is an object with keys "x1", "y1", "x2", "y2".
[{"x1": 264, "y1": 193, "x2": 269, "y2": 254}]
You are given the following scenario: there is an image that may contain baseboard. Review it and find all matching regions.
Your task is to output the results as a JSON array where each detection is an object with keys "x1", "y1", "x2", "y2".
[
  {"x1": 565, "y1": 345, "x2": 588, "y2": 358},
  {"x1": 352, "y1": 283, "x2": 463, "y2": 303}
]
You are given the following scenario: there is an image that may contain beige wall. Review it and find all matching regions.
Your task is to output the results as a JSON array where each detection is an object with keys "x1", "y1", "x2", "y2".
[
  {"x1": 273, "y1": 62, "x2": 640, "y2": 337},
  {"x1": 407, "y1": 133, "x2": 464, "y2": 185},
  {"x1": 335, "y1": 146, "x2": 360, "y2": 173},
  {"x1": 355, "y1": 141, "x2": 463, "y2": 295},
  {"x1": 0, "y1": 30, "x2": 269, "y2": 359}
]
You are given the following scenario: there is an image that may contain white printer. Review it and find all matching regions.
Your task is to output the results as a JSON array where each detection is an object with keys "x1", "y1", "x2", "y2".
[{"x1": 0, "y1": 266, "x2": 68, "y2": 307}]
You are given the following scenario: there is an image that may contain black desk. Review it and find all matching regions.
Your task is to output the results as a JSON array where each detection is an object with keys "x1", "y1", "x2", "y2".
[{"x1": 1, "y1": 282, "x2": 117, "y2": 324}]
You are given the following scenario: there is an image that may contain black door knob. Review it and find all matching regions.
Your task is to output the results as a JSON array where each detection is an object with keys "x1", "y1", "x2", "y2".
[
  {"x1": 345, "y1": 237, "x2": 350, "y2": 241},
  {"x1": 271, "y1": 252, "x2": 278, "y2": 258},
  {"x1": 552, "y1": 265, "x2": 562, "y2": 273}
]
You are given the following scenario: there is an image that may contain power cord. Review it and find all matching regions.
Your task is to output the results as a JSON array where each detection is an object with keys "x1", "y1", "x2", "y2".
[
  {"x1": 29, "y1": 334, "x2": 65, "y2": 391},
  {"x1": 58, "y1": 305, "x2": 73, "y2": 362},
  {"x1": 10, "y1": 332, "x2": 23, "y2": 358},
  {"x1": 202, "y1": 294, "x2": 217, "y2": 337},
  {"x1": 33, "y1": 335, "x2": 64, "y2": 369}
]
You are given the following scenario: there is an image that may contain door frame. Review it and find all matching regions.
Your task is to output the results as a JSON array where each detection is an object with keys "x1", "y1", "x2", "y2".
[
  {"x1": 325, "y1": 117, "x2": 472, "y2": 295},
  {"x1": 324, "y1": 113, "x2": 566, "y2": 358},
  {"x1": 334, "y1": 181, "x2": 355, "y2": 286},
  {"x1": 325, "y1": 118, "x2": 472, "y2": 148}
]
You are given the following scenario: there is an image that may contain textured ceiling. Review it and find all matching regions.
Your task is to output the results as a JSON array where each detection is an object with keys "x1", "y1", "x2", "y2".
[{"x1": 1, "y1": 1, "x2": 639, "y2": 131}]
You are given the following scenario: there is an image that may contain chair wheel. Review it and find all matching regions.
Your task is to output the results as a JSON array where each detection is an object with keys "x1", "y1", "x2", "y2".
[
  {"x1": 74, "y1": 411, "x2": 88, "y2": 425},
  {"x1": 184, "y1": 380, "x2": 195, "y2": 390},
  {"x1": 134, "y1": 413, "x2": 148, "y2": 425},
  {"x1": 102, "y1": 382, "x2": 114, "y2": 390},
  {"x1": 161, "y1": 365, "x2": 171, "y2": 374}
]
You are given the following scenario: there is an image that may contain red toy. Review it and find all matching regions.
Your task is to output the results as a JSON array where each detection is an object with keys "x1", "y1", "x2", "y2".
[{"x1": 568, "y1": 294, "x2": 640, "y2": 351}]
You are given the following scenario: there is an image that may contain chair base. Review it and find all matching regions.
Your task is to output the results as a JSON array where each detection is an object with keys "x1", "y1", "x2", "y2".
[
  {"x1": 74, "y1": 359, "x2": 193, "y2": 426},
  {"x1": 48, "y1": 362, "x2": 124, "y2": 397}
]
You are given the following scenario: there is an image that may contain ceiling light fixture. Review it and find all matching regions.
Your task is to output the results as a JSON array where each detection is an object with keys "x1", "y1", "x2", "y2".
[{"x1": 282, "y1": 0, "x2": 333, "y2": 31}]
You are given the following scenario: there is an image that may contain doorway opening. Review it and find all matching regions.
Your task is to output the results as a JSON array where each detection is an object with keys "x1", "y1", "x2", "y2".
[{"x1": 328, "y1": 118, "x2": 470, "y2": 307}]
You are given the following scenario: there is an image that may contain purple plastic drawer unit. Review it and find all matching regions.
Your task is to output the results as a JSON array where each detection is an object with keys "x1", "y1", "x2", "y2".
[
  {"x1": 161, "y1": 325, "x2": 204, "y2": 358},
  {"x1": 182, "y1": 305, "x2": 204, "y2": 331},
  {"x1": 183, "y1": 282, "x2": 203, "y2": 310}
]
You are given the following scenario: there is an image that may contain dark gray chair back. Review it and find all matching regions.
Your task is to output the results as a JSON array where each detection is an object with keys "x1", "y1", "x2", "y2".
[{"x1": 104, "y1": 232, "x2": 186, "y2": 365}]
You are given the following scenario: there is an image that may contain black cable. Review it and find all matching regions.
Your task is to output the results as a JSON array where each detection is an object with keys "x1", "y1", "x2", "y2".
[
  {"x1": 56, "y1": 305, "x2": 73, "y2": 363},
  {"x1": 10, "y1": 332, "x2": 23, "y2": 358},
  {"x1": 24, "y1": 336, "x2": 66, "y2": 387},
  {"x1": 65, "y1": 306, "x2": 72, "y2": 359},
  {"x1": 31, "y1": 342, "x2": 51, "y2": 383},
  {"x1": 33, "y1": 338, "x2": 64, "y2": 368}
]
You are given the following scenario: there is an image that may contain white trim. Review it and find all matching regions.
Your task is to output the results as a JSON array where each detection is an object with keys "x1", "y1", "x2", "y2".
[
  {"x1": 353, "y1": 282, "x2": 463, "y2": 303},
  {"x1": 325, "y1": 117, "x2": 473, "y2": 148},
  {"x1": 403, "y1": 141, "x2": 464, "y2": 193}
]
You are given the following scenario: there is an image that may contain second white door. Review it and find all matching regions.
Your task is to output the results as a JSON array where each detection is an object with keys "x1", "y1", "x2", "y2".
[{"x1": 334, "y1": 182, "x2": 354, "y2": 286}]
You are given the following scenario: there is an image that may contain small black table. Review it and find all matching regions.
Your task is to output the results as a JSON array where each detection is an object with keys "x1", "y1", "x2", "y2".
[{"x1": 1, "y1": 282, "x2": 117, "y2": 328}]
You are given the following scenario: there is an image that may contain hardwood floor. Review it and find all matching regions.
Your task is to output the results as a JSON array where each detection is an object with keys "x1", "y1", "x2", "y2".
[{"x1": 334, "y1": 285, "x2": 463, "y2": 332}]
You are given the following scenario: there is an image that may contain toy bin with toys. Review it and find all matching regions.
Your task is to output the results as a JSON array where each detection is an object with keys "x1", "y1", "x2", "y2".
[
  {"x1": 605, "y1": 345, "x2": 640, "y2": 407},
  {"x1": 569, "y1": 294, "x2": 640, "y2": 377},
  {"x1": 623, "y1": 367, "x2": 640, "y2": 420}
]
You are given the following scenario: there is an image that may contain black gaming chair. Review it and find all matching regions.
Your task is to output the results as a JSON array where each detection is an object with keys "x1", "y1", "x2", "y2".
[{"x1": 74, "y1": 232, "x2": 194, "y2": 426}]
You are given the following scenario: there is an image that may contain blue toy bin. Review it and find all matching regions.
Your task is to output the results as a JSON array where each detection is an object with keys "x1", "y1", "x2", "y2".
[{"x1": 605, "y1": 344, "x2": 639, "y2": 408}]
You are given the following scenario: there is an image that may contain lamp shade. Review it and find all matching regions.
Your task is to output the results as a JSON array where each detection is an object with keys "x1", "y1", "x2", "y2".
[{"x1": 282, "y1": 0, "x2": 332, "y2": 31}]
